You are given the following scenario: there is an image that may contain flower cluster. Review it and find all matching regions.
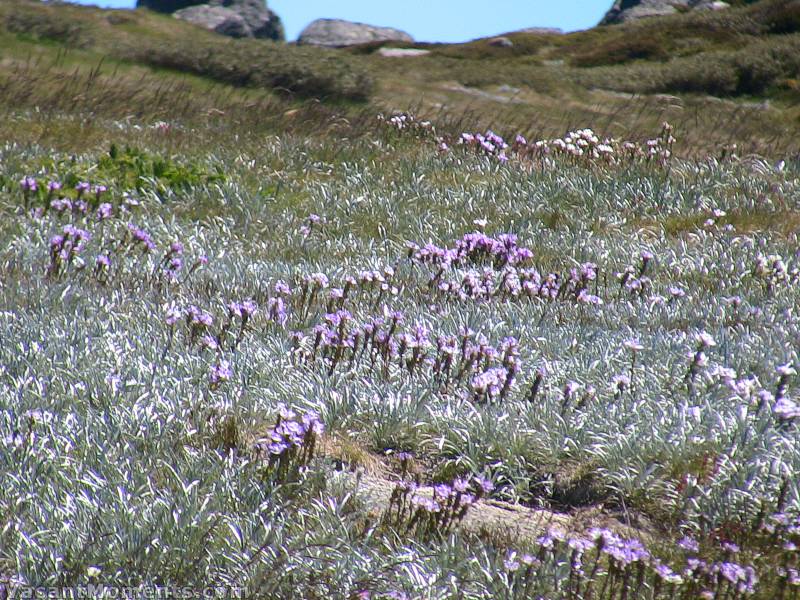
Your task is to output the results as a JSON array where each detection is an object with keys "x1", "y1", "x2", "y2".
[
  {"x1": 772, "y1": 364, "x2": 799, "y2": 423},
  {"x1": 500, "y1": 527, "x2": 773, "y2": 599},
  {"x1": 127, "y1": 223, "x2": 156, "y2": 253},
  {"x1": 48, "y1": 224, "x2": 92, "y2": 277},
  {"x1": 295, "y1": 312, "x2": 521, "y2": 402},
  {"x1": 223, "y1": 299, "x2": 258, "y2": 348},
  {"x1": 153, "y1": 241, "x2": 184, "y2": 281},
  {"x1": 409, "y1": 233, "x2": 606, "y2": 308},
  {"x1": 407, "y1": 231, "x2": 533, "y2": 269},
  {"x1": 30, "y1": 180, "x2": 212, "y2": 290},
  {"x1": 540, "y1": 128, "x2": 615, "y2": 161},
  {"x1": 299, "y1": 213, "x2": 324, "y2": 238},
  {"x1": 385, "y1": 474, "x2": 494, "y2": 540},
  {"x1": 185, "y1": 304, "x2": 214, "y2": 344},
  {"x1": 162, "y1": 297, "x2": 262, "y2": 387},
  {"x1": 468, "y1": 336, "x2": 520, "y2": 402},
  {"x1": 378, "y1": 113, "x2": 435, "y2": 136},
  {"x1": 436, "y1": 262, "x2": 602, "y2": 306},
  {"x1": 208, "y1": 360, "x2": 232, "y2": 388},
  {"x1": 20, "y1": 176, "x2": 115, "y2": 215},
  {"x1": 458, "y1": 130, "x2": 510, "y2": 161},
  {"x1": 254, "y1": 406, "x2": 324, "y2": 481},
  {"x1": 447, "y1": 122, "x2": 676, "y2": 170}
]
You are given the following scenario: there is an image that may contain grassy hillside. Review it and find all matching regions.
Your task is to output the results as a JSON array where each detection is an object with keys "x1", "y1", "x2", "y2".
[
  {"x1": 0, "y1": 0, "x2": 799, "y2": 597},
  {"x1": 0, "y1": 0, "x2": 799, "y2": 155}
]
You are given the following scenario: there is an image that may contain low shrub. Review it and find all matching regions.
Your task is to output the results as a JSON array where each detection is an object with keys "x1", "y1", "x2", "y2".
[
  {"x1": 570, "y1": 35, "x2": 670, "y2": 67},
  {"x1": 578, "y1": 34, "x2": 800, "y2": 97},
  {"x1": 5, "y1": 9, "x2": 92, "y2": 48},
  {"x1": 751, "y1": 0, "x2": 800, "y2": 34},
  {"x1": 116, "y1": 39, "x2": 375, "y2": 102}
]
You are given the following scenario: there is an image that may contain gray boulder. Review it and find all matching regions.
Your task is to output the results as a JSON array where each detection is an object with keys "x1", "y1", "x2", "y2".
[
  {"x1": 138, "y1": 0, "x2": 284, "y2": 40},
  {"x1": 298, "y1": 18, "x2": 413, "y2": 47},
  {"x1": 173, "y1": 5, "x2": 249, "y2": 37},
  {"x1": 694, "y1": 0, "x2": 730, "y2": 11},
  {"x1": 488, "y1": 36, "x2": 513, "y2": 48},
  {"x1": 601, "y1": 0, "x2": 729, "y2": 25}
]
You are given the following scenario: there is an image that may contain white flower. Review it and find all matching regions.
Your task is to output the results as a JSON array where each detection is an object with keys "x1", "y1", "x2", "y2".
[
  {"x1": 696, "y1": 332, "x2": 716, "y2": 348},
  {"x1": 624, "y1": 339, "x2": 644, "y2": 352}
]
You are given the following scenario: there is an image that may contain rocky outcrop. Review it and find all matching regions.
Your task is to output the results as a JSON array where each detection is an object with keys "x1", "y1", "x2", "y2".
[
  {"x1": 601, "y1": 0, "x2": 729, "y2": 25},
  {"x1": 137, "y1": 0, "x2": 284, "y2": 40},
  {"x1": 298, "y1": 19, "x2": 413, "y2": 48}
]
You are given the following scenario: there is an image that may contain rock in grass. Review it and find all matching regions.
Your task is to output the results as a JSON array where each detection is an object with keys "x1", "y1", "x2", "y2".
[
  {"x1": 488, "y1": 36, "x2": 513, "y2": 48},
  {"x1": 377, "y1": 47, "x2": 430, "y2": 57},
  {"x1": 138, "y1": 0, "x2": 285, "y2": 40},
  {"x1": 600, "y1": 0, "x2": 729, "y2": 25},
  {"x1": 298, "y1": 18, "x2": 413, "y2": 48}
]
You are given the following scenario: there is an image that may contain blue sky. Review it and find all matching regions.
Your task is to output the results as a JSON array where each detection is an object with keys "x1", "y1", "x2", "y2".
[{"x1": 69, "y1": 0, "x2": 610, "y2": 42}]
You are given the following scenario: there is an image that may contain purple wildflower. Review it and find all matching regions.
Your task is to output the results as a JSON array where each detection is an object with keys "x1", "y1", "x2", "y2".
[
  {"x1": 452, "y1": 478, "x2": 469, "y2": 493},
  {"x1": 51, "y1": 198, "x2": 72, "y2": 212},
  {"x1": 188, "y1": 306, "x2": 213, "y2": 327},
  {"x1": 20, "y1": 176, "x2": 37, "y2": 192},
  {"x1": 228, "y1": 302, "x2": 243, "y2": 318},
  {"x1": 474, "y1": 476, "x2": 494, "y2": 495},
  {"x1": 653, "y1": 561, "x2": 683, "y2": 584},
  {"x1": 411, "y1": 495, "x2": 440, "y2": 513},
  {"x1": 128, "y1": 223, "x2": 156, "y2": 251},
  {"x1": 200, "y1": 335, "x2": 218, "y2": 350},
  {"x1": 504, "y1": 551, "x2": 521, "y2": 572},
  {"x1": 167, "y1": 257, "x2": 182, "y2": 274},
  {"x1": 209, "y1": 360, "x2": 232, "y2": 385},
  {"x1": 96, "y1": 203, "x2": 113, "y2": 221},
  {"x1": 678, "y1": 536, "x2": 699, "y2": 553},
  {"x1": 75, "y1": 181, "x2": 90, "y2": 197},
  {"x1": 165, "y1": 306, "x2": 183, "y2": 326},
  {"x1": 577, "y1": 289, "x2": 603, "y2": 305},
  {"x1": 774, "y1": 397, "x2": 800, "y2": 420},
  {"x1": 433, "y1": 483, "x2": 452, "y2": 500}
]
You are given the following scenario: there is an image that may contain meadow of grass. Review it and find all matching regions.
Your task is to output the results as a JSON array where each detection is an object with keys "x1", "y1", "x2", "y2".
[
  {"x1": 0, "y1": 98, "x2": 799, "y2": 597},
  {"x1": 1, "y1": 1, "x2": 800, "y2": 598},
  {"x1": 2, "y1": 0, "x2": 800, "y2": 156}
]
